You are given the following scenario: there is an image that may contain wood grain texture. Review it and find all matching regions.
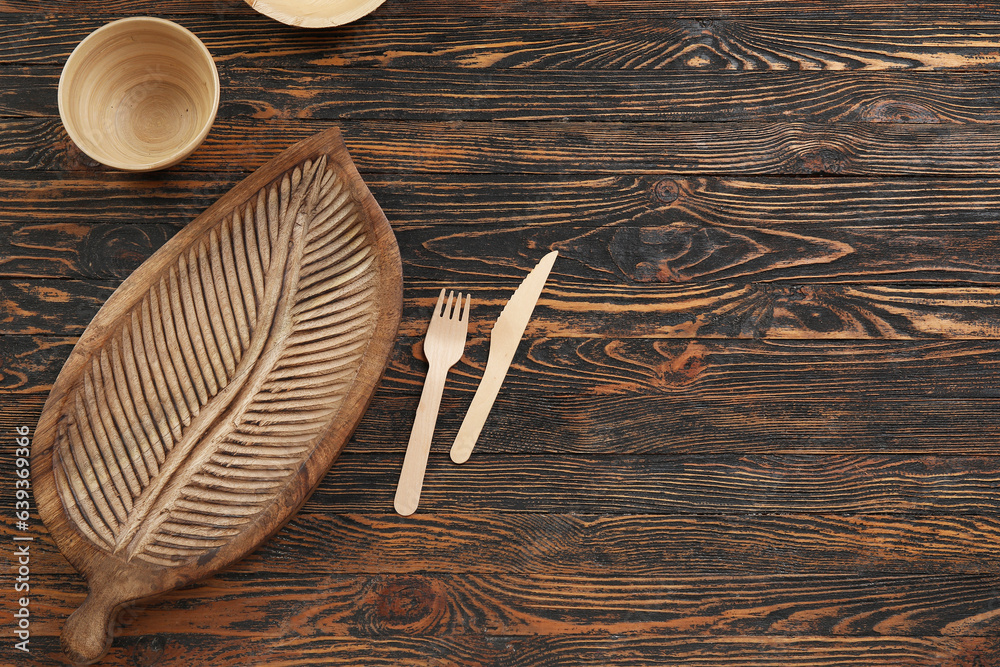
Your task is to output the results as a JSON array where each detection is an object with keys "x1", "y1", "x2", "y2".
[
  {"x1": 297, "y1": 453, "x2": 1000, "y2": 515},
  {"x1": 10, "y1": 118, "x2": 1000, "y2": 175},
  {"x1": 14, "y1": 67, "x2": 1000, "y2": 123},
  {"x1": 23, "y1": 447, "x2": 1000, "y2": 516},
  {"x1": 13, "y1": 632, "x2": 998, "y2": 667},
  {"x1": 4, "y1": 14, "x2": 1000, "y2": 71},
  {"x1": 11, "y1": 336, "x2": 1000, "y2": 455},
  {"x1": 23, "y1": 571, "x2": 1000, "y2": 637},
  {"x1": 11, "y1": 510, "x2": 1000, "y2": 660},
  {"x1": 243, "y1": 512, "x2": 1000, "y2": 576},
  {"x1": 10, "y1": 280, "x2": 1000, "y2": 339},
  {"x1": 4, "y1": 174, "x2": 1000, "y2": 233},
  {"x1": 2, "y1": 0, "x2": 999, "y2": 17},
  {"x1": 9, "y1": 0, "x2": 1000, "y2": 665},
  {"x1": 11, "y1": 175, "x2": 1000, "y2": 284},
  {"x1": 10, "y1": 510, "x2": 1000, "y2": 577}
]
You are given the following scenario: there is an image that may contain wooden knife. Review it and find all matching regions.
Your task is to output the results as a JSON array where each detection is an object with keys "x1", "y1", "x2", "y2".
[{"x1": 450, "y1": 250, "x2": 558, "y2": 464}]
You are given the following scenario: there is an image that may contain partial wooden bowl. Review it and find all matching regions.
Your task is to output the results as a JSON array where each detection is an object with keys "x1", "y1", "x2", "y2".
[
  {"x1": 58, "y1": 17, "x2": 220, "y2": 172},
  {"x1": 244, "y1": 0, "x2": 387, "y2": 28}
]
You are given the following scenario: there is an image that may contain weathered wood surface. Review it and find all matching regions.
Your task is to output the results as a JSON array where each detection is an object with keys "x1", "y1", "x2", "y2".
[
  {"x1": 8, "y1": 176, "x2": 1000, "y2": 282},
  {"x1": 5, "y1": 10, "x2": 1000, "y2": 71},
  {"x1": 10, "y1": 117, "x2": 1000, "y2": 175},
  {"x1": 12, "y1": 632, "x2": 999, "y2": 667},
  {"x1": 20, "y1": 568, "x2": 1000, "y2": 636},
  {"x1": 4, "y1": 0, "x2": 1000, "y2": 664},
  {"x1": 12, "y1": 67, "x2": 1000, "y2": 123},
  {"x1": 2, "y1": 0, "x2": 999, "y2": 16},
  {"x1": 11, "y1": 336, "x2": 1000, "y2": 456}
]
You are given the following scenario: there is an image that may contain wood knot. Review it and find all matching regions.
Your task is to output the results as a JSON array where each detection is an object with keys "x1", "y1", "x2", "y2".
[
  {"x1": 792, "y1": 148, "x2": 846, "y2": 175},
  {"x1": 679, "y1": 45, "x2": 727, "y2": 69},
  {"x1": 862, "y1": 100, "x2": 940, "y2": 124},
  {"x1": 81, "y1": 224, "x2": 176, "y2": 278},
  {"x1": 652, "y1": 341, "x2": 708, "y2": 389},
  {"x1": 370, "y1": 576, "x2": 447, "y2": 633},
  {"x1": 612, "y1": 223, "x2": 766, "y2": 283},
  {"x1": 130, "y1": 634, "x2": 165, "y2": 667},
  {"x1": 652, "y1": 179, "x2": 679, "y2": 204}
]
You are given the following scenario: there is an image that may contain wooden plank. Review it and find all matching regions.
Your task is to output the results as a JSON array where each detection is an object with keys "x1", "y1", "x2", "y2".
[
  {"x1": 9, "y1": 176, "x2": 1000, "y2": 285},
  {"x1": 0, "y1": 352, "x2": 1000, "y2": 457},
  {"x1": 12, "y1": 510, "x2": 1000, "y2": 578},
  {"x1": 7, "y1": 279, "x2": 1000, "y2": 338},
  {"x1": 1, "y1": 0, "x2": 997, "y2": 19},
  {"x1": 10, "y1": 118, "x2": 1000, "y2": 174},
  {"x1": 209, "y1": 68, "x2": 1000, "y2": 123},
  {"x1": 10, "y1": 632, "x2": 994, "y2": 666},
  {"x1": 4, "y1": 14, "x2": 1000, "y2": 71},
  {"x1": 14, "y1": 517, "x2": 1000, "y2": 650},
  {"x1": 21, "y1": 336, "x2": 1000, "y2": 403},
  {"x1": 9, "y1": 384, "x2": 1000, "y2": 458},
  {"x1": 18, "y1": 447, "x2": 996, "y2": 515},
  {"x1": 7, "y1": 428, "x2": 1000, "y2": 513},
  {"x1": 0, "y1": 173, "x2": 236, "y2": 226},
  {"x1": 10, "y1": 67, "x2": 1000, "y2": 123},
  {"x1": 7, "y1": 217, "x2": 1000, "y2": 286},
  {"x1": 291, "y1": 453, "x2": 1000, "y2": 514},
  {"x1": 13, "y1": 508, "x2": 1000, "y2": 657},
  {"x1": 8, "y1": 173, "x2": 1000, "y2": 229},
  {"x1": 5, "y1": 173, "x2": 1000, "y2": 234},
  {"x1": 14, "y1": 213, "x2": 1000, "y2": 286},
  {"x1": 22, "y1": 570, "x2": 1000, "y2": 638},
  {"x1": 246, "y1": 512, "x2": 1000, "y2": 576}
]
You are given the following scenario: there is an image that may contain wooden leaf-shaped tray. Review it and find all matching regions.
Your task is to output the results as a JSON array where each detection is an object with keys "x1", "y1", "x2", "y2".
[{"x1": 32, "y1": 128, "x2": 402, "y2": 664}]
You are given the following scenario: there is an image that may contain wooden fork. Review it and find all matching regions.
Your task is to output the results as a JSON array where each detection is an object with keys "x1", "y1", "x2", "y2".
[{"x1": 394, "y1": 289, "x2": 471, "y2": 516}]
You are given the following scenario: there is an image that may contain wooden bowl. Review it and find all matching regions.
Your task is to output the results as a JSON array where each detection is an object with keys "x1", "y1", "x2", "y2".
[
  {"x1": 244, "y1": 0, "x2": 387, "y2": 28},
  {"x1": 58, "y1": 17, "x2": 220, "y2": 172}
]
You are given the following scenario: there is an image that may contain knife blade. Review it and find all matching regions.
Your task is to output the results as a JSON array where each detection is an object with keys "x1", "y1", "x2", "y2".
[{"x1": 450, "y1": 250, "x2": 558, "y2": 464}]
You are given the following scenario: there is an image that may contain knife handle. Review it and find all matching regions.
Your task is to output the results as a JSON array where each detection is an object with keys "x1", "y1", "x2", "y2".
[{"x1": 450, "y1": 357, "x2": 510, "y2": 464}]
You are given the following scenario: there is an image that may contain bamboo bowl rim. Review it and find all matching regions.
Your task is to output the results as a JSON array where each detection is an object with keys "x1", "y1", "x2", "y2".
[
  {"x1": 244, "y1": 0, "x2": 388, "y2": 28},
  {"x1": 58, "y1": 17, "x2": 220, "y2": 172}
]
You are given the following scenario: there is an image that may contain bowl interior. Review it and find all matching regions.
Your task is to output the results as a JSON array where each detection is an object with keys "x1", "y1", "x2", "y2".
[
  {"x1": 245, "y1": 0, "x2": 387, "y2": 28},
  {"x1": 59, "y1": 18, "x2": 219, "y2": 171}
]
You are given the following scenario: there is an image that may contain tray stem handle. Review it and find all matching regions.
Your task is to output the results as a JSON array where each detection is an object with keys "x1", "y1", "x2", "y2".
[{"x1": 62, "y1": 588, "x2": 125, "y2": 665}]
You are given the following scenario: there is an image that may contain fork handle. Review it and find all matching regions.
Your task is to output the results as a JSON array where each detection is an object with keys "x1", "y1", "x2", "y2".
[{"x1": 394, "y1": 364, "x2": 450, "y2": 516}]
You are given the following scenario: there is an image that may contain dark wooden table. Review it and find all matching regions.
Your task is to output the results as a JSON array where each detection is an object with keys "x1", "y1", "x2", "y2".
[{"x1": 5, "y1": 1, "x2": 1000, "y2": 665}]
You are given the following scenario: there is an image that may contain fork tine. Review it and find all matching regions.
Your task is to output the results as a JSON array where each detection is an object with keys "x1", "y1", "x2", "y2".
[
  {"x1": 433, "y1": 288, "x2": 446, "y2": 317},
  {"x1": 443, "y1": 290, "x2": 455, "y2": 318},
  {"x1": 460, "y1": 293, "x2": 471, "y2": 323}
]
